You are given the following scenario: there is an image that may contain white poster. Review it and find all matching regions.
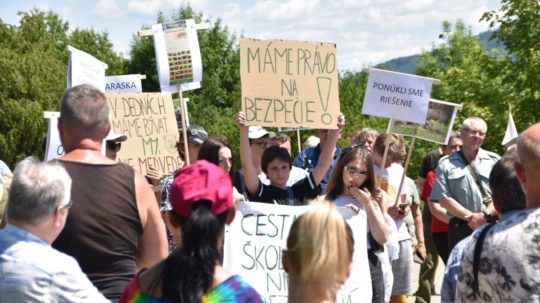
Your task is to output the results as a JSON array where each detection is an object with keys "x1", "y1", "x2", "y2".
[
  {"x1": 152, "y1": 19, "x2": 203, "y2": 93},
  {"x1": 67, "y1": 45, "x2": 108, "y2": 91},
  {"x1": 44, "y1": 112, "x2": 63, "y2": 161},
  {"x1": 105, "y1": 74, "x2": 143, "y2": 93},
  {"x1": 362, "y1": 68, "x2": 434, "y2": 124},
  {"x1": 223, "y1": 201, "x2": 371, "y2": 303}
]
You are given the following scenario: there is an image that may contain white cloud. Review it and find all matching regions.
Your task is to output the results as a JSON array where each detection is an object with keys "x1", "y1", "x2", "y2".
[{"x1": 92, "y1": 0, "x2": 125, "y2": 18}]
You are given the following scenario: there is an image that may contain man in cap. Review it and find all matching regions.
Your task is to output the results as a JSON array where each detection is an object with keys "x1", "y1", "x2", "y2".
[
  {"x1": 52, "y1": 84, "x2": 167, "y2": 301},
  {"x1": 0, "y1": 157, "x2": 108, "y2": 302},
  {"x1": 177, "y1": 124, "x2": 208, "y2": 165},
  {"x1": 105, "y1": 130, "x2": 127, "y2": 161}
]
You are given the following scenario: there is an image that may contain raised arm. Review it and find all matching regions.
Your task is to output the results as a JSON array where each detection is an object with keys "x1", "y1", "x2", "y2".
[
  {"x1": 311, "y1": 113, "x2": 345, "y2": 185},
  {"x1": 134, "y1": 170, "x2": 168, "y2": 271},
  {"x1": 236, "y1": 112, "x2": 261, "y2": 197}
]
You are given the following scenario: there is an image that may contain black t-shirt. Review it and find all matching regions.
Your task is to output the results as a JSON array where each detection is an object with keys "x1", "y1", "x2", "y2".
[{"x1": 249, "y1": 172, "x2": 320, "y2": 206}]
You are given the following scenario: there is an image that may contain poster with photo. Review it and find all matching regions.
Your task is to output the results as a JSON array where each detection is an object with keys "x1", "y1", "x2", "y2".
[
  {"x1": 391, "y1": 99, "x2": 462, "y2": 144},
  {"x1": 152, "y1": 19, "x2": 202, "y2": 93}
]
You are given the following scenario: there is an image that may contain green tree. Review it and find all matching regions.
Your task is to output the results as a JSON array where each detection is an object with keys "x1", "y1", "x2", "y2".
[
  {"x1": 0, "y1": 10, "x2": 68, "y2": 166},
  {"x1": 417, "y1": 21, "x2": 509, "y2": 156},
  {"x1": 481, "y1": 0, "x2": 540, "y2": 126},
  {"x1": 0, "y1": 9, "x2": 128, "y2": 167}
]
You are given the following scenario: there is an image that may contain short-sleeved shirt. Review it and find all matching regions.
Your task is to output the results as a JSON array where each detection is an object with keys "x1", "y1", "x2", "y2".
[
  {"x1": 0, "y1": 224, "x2": 108, "y2": 303},
  {"x1": 455, "y1": 208, "x2": 540, "y2": 302},
  {"x1": 430, "y1": 148, "x2": 499, "y2": 215},
  {"x1": 249, "y1": 172, "x2": 320, "y2": 206}
]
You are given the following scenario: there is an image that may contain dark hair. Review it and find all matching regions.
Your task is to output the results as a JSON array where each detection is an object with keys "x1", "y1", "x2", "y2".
[
  {"x1": 489, "y1": 153, "x2": 526, "y2": 213},
  {"x1": 261, "y1": 145, "x2": 292, "y2": 174},
  {"x1": 325, "y1": 147, "x2": 376, "y2": 201},
  {"x1": 197, "y1": 136, "x2": 233, "y2": 178},
  {"x1": 160, "y1": 201, "x2": 229, "y2": 302}
]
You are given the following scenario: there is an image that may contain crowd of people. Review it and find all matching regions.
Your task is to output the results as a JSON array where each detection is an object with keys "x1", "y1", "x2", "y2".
[{"x1": 0, "y1": 84, "x2": 539, "y2": 303}]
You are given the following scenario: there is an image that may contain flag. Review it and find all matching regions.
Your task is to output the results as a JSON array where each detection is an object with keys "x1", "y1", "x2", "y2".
[{"x1": 502, "y1": 111, "x2": 518, "y2": 145}]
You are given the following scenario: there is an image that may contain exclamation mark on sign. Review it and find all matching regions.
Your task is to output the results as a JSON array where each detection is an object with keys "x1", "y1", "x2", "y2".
[{"x1": 317, "y1": 77, "x2": 333, "y2": 125}]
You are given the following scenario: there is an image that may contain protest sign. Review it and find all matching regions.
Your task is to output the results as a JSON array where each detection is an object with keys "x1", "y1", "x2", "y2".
[
  {"x1": 240, "y1": 39, "x2": 340, "y2": 129},
  {"x1": 44, "y1": 112, "x2": 63, "y2": 161},
  {"x1": 223, "y1": 202, "x2": 371, "y2": 303},
  {"x1": 105, "y1": 74, "x2": 143, "y2": 93},
  {"x1": 107, "y1": 93, "x2": 181, "y2": 175},
  {"x1": 152, "y1": 19, "x2": 203, "y2": 93},
  {"x1": 362, "y1": 68, "x2": 436, "y2": 124},
  {"x1": 67, "y1": 45, "x2": 108, "y2": 91},
  {"x1": 392, "y1": 99, "x2": 462, "y2": 144}
]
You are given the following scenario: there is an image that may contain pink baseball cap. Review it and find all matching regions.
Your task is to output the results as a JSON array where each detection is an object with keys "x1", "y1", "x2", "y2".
[{"x1": 169, "y1": 160, "x2": 233, "y2": 217}]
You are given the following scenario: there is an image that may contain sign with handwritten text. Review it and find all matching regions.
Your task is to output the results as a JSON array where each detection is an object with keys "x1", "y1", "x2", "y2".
[
  {"x1": 240, "y1": 39, "x2": 340, "y2": 129},
  {"x1": 107, "y1": 93, "x2": 181, "y2": 175},
  {"x1": 223, "y1": 202, "x2": 371, "y2": 303},
  {"x1": 362, "y1": 68, "x2": 434, "y2": 124}
]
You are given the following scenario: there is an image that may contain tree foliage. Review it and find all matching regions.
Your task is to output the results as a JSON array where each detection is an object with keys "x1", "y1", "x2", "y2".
[
  {"x1": 481, "y1": 0, "x2": 540, "y2": 125},
  {"x1": 417, "y1": 21, "x2": 510, "y2": 156},
  {"x1": 0, "y1": 9, "x2": 128, "y2": 167}
]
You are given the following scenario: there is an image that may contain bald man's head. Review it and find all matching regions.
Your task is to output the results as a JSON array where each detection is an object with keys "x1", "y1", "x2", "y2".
[{"x1": 517, "y1": 123, "x2": 540, "y2": 169}]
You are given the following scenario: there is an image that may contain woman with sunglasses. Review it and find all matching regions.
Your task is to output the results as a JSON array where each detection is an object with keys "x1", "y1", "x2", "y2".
[{"x1": 324, "y1": 146, "x2": 389, "y2": 303}]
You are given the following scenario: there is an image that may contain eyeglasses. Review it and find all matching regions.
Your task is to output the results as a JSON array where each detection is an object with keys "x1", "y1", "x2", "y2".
[
  {"x1": 106, "y1": 141, "x2": 122, "y2": 151},
  {"x1": 344, "y1": 165, "x2": 369, "y2": 179}
]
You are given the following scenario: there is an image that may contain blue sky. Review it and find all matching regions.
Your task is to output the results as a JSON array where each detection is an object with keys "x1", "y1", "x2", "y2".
[{"x1": 1, "y1": 0, "x2": 501, "y2": 71}]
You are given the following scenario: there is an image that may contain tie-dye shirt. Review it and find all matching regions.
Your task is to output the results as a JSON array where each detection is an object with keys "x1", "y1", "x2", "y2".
[{"x1": 120, "y1": 270, "x2": 262, "y2": 303}]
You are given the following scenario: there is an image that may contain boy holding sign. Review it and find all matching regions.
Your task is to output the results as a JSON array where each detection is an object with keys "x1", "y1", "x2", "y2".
[{"x1": 236, "y1": 112, "x2": 344, "y2": 205}]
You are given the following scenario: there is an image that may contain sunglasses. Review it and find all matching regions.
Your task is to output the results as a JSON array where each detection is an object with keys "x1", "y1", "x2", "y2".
[
  {"x1": 106, "y1": 141, "x2": 122, "y2": 151},
  {"x1": 344, "y1": 165, "x2": 369, "y2": 179},
  {"x1": 252, "y1": 140, "x2": 271, "y2": 149}
]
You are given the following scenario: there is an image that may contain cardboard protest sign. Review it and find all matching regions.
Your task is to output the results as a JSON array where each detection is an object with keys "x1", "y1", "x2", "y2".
[
  {"x1": 108, "y1": 93, "x2": 181, "y2": 175},
  {"x1": 240, "y1": 39, "x2": 340, "y2": 129},
  {"x1": 362, "y1": 68, "x2": 435, "y2": 124},
  {"x1": 152, "y1": 19, "x2": 203, "y2": 93},
  {"x1": 223, "y1": 202, "x2": 371, "y2": 303},
  {"x1": 392, "y1": 99, "x2": 462, "y2": 144},
  {"x1": 44, "y1": 112, "x2": 63, "y2": 161},
  {"x1": 105, "y1": 74, "x2": 143, "y2": 93},
  {"x1": 67, "y1": 45, "x2": 108, "y2": 91}
]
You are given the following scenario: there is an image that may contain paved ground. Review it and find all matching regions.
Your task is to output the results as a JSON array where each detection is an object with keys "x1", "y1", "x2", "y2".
[{"x1": 408, "y1": 256, "x2": 445, "y2": 303}]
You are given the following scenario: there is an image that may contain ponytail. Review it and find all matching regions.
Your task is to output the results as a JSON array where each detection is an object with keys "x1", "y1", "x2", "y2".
[{"x1": 161, "y1": 201, "x2": 228, "y2": 302}]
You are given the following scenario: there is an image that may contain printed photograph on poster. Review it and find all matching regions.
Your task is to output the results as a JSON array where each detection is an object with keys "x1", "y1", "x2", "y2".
[
  {"x1": 392, "y1": 99, "x2": 462, "y2": 144},
  {"x1": 152, "y1": 19, "x2": 202, "y2": 93}
]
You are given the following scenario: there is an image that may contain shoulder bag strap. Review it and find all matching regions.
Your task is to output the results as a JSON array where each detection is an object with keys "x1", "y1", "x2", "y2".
[{"x1": 472, "y1": 223, "x2": 496, "y2": 294}]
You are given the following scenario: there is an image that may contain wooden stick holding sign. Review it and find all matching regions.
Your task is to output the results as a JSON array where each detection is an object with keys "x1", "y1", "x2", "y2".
[
  {"x1": 393, "y1": 126, "x2": 418, "y2": 207},
  {"x1": 378, "y1": 119, "x2": 394, "y2": 187},
  {"x1": 177, "y1": 90, "x2": 192, "y2": 165}
]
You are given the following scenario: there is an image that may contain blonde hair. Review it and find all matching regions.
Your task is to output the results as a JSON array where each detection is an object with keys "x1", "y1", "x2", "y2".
[{"x1": 286, "y1": 200, "x2": 354, "y2": 298}]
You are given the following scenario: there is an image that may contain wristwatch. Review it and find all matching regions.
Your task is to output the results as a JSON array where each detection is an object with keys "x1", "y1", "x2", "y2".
[{"x1": 482, "y1": 210, "x2": 498, "y2": 223}]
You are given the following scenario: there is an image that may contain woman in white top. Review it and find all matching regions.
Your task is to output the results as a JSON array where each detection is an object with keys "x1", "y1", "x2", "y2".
[{"x1": 324, "y1": 146, "x2": 389, "y2": 303}]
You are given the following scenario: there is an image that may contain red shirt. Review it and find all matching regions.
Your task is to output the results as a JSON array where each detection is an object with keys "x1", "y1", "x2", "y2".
[{"x1": 421, "y1": 170, "x2": 448, "y2": 233}]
